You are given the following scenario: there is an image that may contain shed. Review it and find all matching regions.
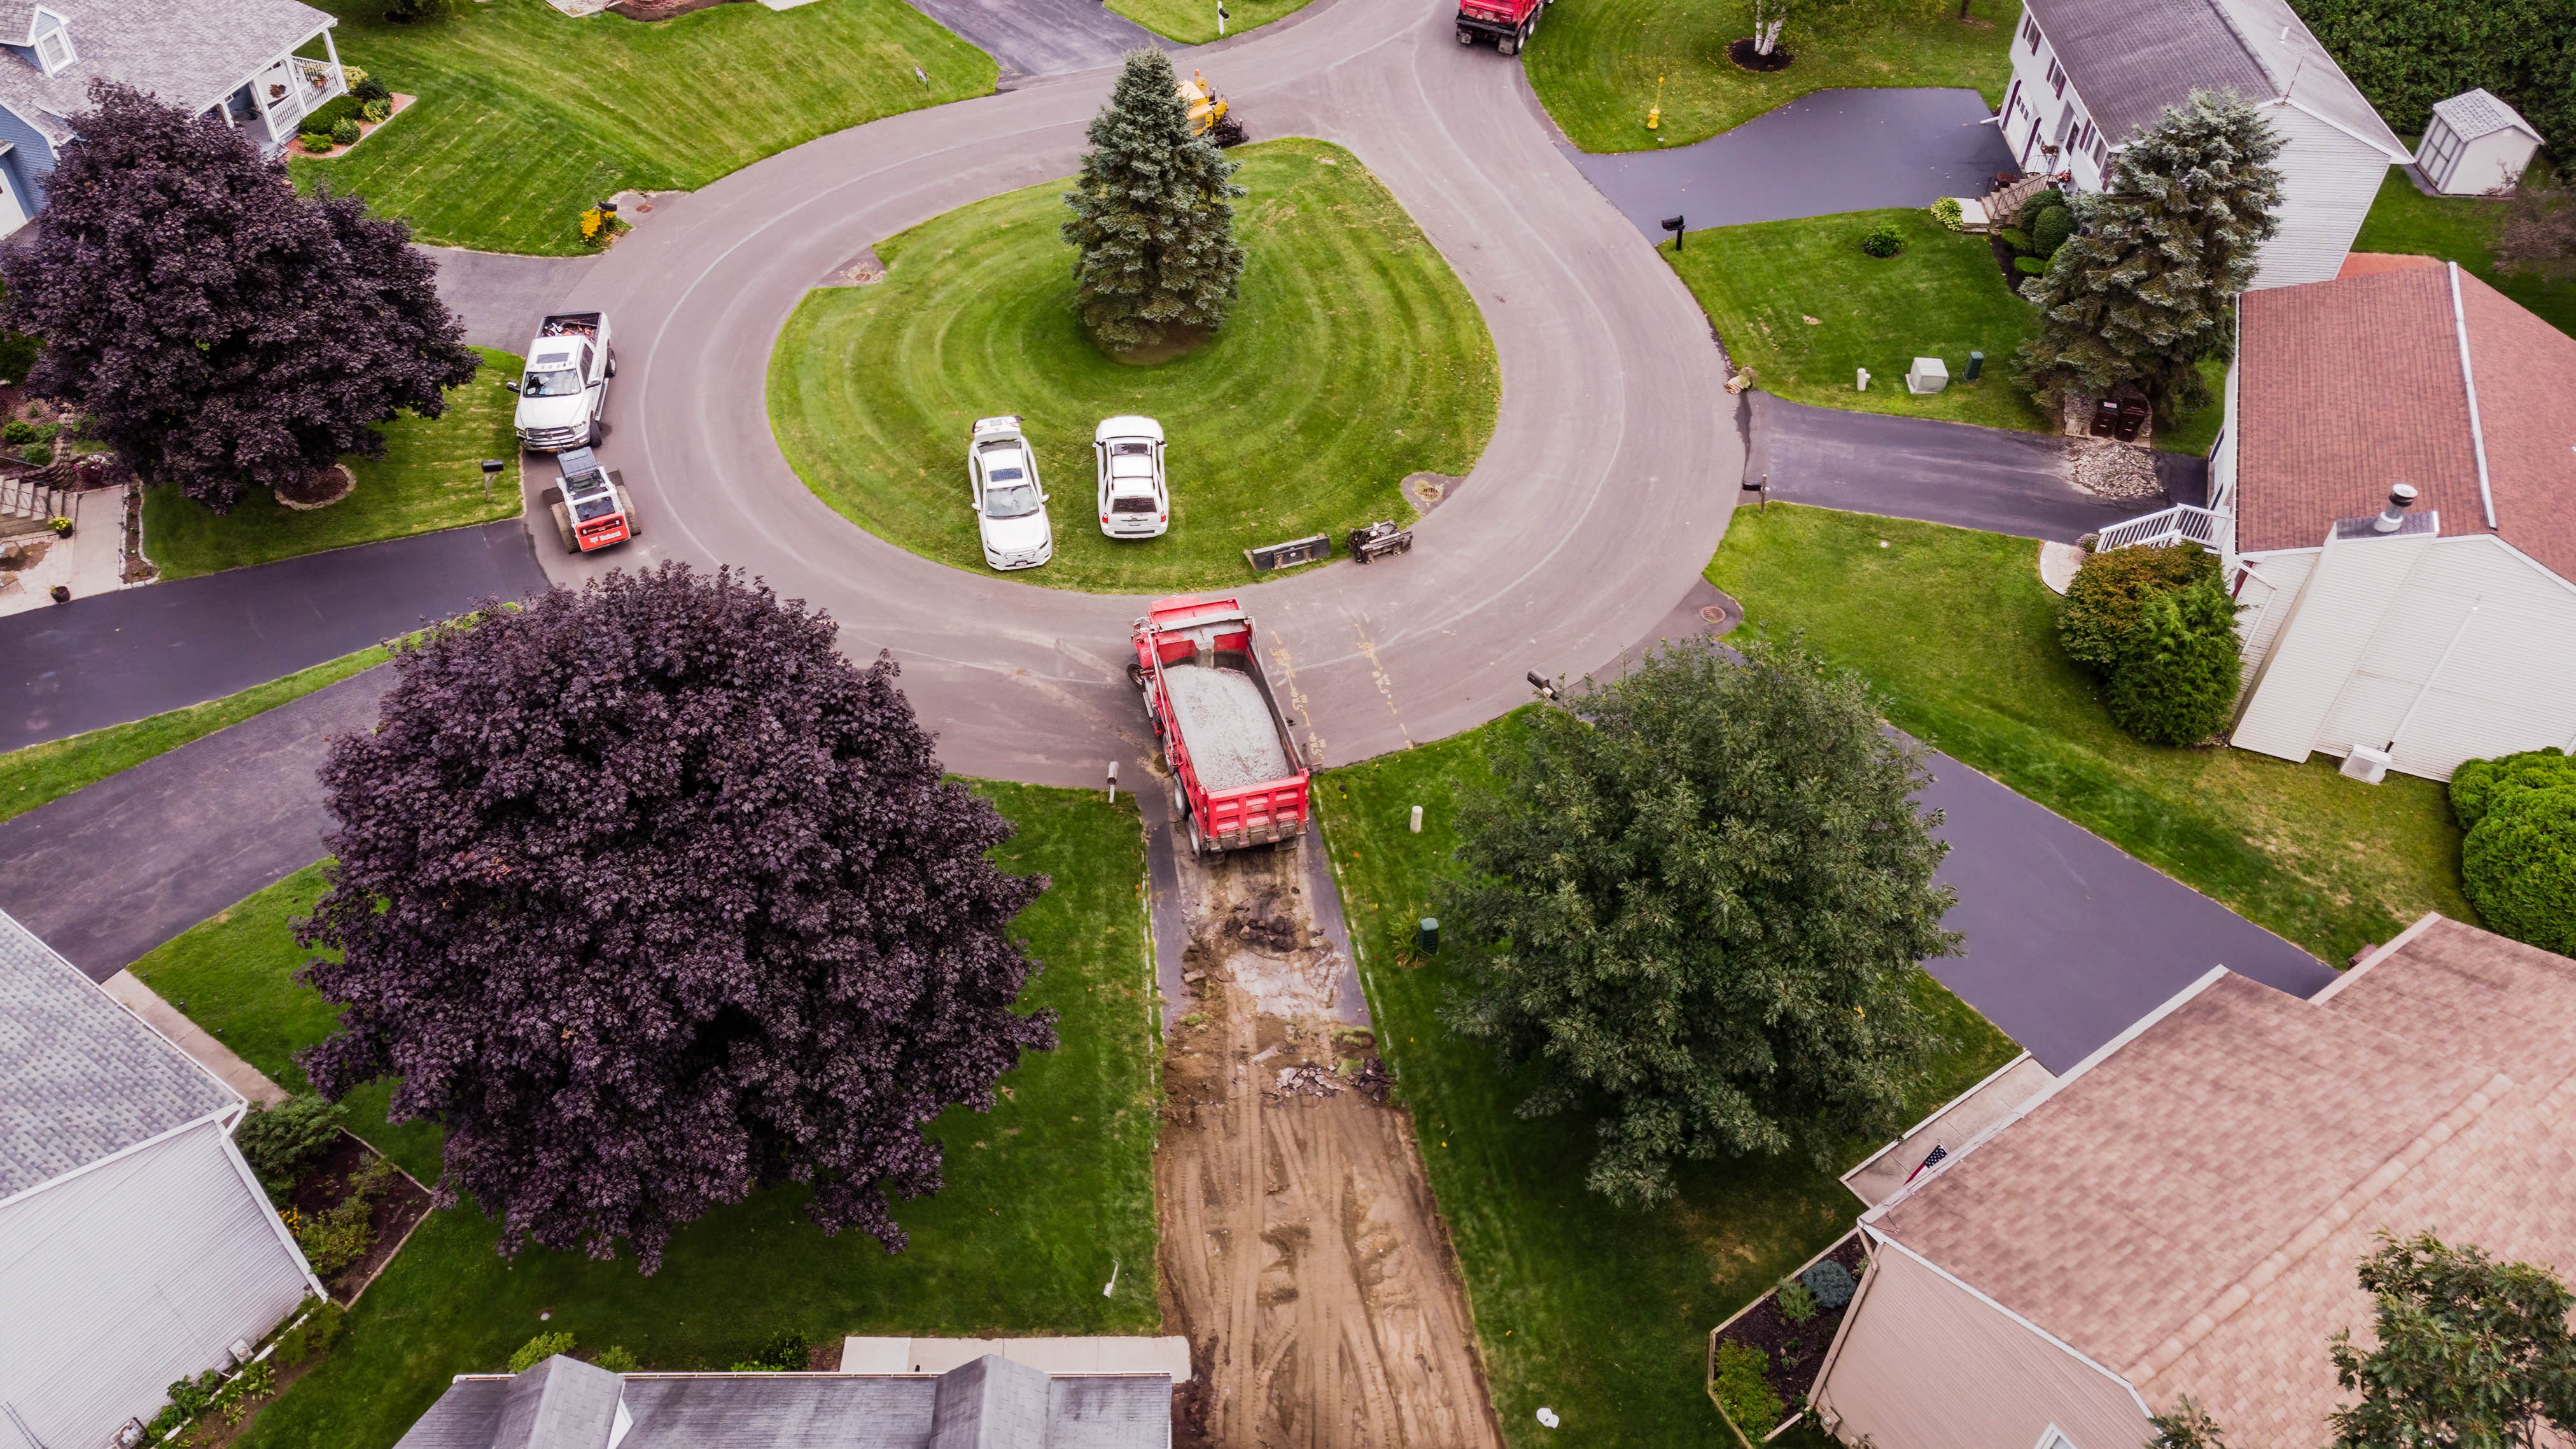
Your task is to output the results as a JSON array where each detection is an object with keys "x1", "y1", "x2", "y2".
[
  {"x1": 2209, "y1": 262, "x2": 2576, "y2": 780},
  {"x1": 2416, "y1": 88, "x2": 2543, "y2": 197},
  {"x1": 0, "y1": 908, "x2": 322, "y2": 1446}
]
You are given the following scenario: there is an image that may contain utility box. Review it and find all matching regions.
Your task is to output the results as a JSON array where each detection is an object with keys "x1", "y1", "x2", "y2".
[
  {"x1": 2340, "y1": 745, "x2": 2393, "y2": 785},
  {"x1": 1906, "y1": 357, "x2": 1949, "y2": 395}
]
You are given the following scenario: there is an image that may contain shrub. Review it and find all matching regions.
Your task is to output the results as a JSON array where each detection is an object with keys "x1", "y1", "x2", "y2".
[
  {"x1": 1859, "y1": 223, "x2": 1905, "y2": 258},
  {"x1": 2451, "y1": 748, "x2": 2576, "y2": 829},
  {"x1": 292, "y1": 1153, "x2": 395, "y2": 1276},
  {"x1": 330, "y1": 118, "x2": 361, "y2": 146},
  {"x1": 21, "y1": 441, "x2": 50, "y2": 466},
  {"x1": 592, "y1": 1345, "x2": 640, "y2": 1374},
  {"x1": 269, "y1": 1299, "x2": 346, "y2": 1371},
  {"x1": 1710, "y1": 1341, "x2": 1783, "y2": 1431},
  {"x1": 1776, "y1": 1280, "x2": 1819, "y2": 1325},
  {"x1": 353, "y1": 74, "x2": 391, "y2": 103},
  {"x1": 2015, "y1": 190, "x2": 2066, "y2": 232},
  {"x1": 1996, "y1": 226, "x2": 2034, "y2": 253},
  {"x1": 4, "y1": 419, "x2": 35, "y2": 444},
  {"x1": 733, "y1": 1330, "x2": 811, "y2": 1372},
  {"x1": 2014, "y1": 255, "x2": 2047, "y2": 275},
  {"x1": 165, "y1": 1369, "x2": 225, "y2": 1419},
  {"x1": 2031, "y1": 204, "x2": 2075, "y2": 256},
  {"x1": 1928, "y1": 197, "x2": 1964, "y2": 230},
  {"x1": 234, "y1": 1095, "x2": 345, "y2": 1196},
  {"x1": 384, "y1": 0, "x2": 455, "y2": 19},
  {"x1": 2057, "y1": 543, "x2": 2222, "y2": 673},
  {"x1": 361, "y1": 97, "x2": 391, "y2": 123},
  {"x1": 509, "y1": 1331, "x2": 578, "y2": 1374},
  {"x1": 2104, "y1": 581, "x2": 2243, "y2": 746},
  {"x1": 1802, "y1": 1258, "x2": 1857, "y2": 1310},
  {"x1": 2458, "y1": 767, "x2": 2576, "y2": 955}
]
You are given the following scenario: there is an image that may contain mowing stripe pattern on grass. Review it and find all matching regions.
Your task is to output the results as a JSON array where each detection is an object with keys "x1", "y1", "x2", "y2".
[
  {"x1": 1108, "y1": 0, "x2": 1313, "y2": 43},
  {"x1": 290, "y1": 0, "x2": 993, "y2": 256},
  {"x1": 769, "y1": 139, "x2": 1499, "y2": 594}
]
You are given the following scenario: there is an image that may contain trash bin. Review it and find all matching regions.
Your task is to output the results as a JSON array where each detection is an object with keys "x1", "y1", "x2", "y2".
[
  {"x1": 1417, "y1": 918, "x2": 1440, "y2": 955},
  {"x1": 2089, "y1": 396, "x2": 2121, "y2": 437},
  {"x1": 2111, "y1": 384, "x2": 2151, "y2": 442}
]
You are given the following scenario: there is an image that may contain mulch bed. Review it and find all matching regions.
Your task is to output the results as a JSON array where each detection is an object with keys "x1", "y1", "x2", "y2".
[
  {"x1": 276, "y1": 464, "x2": 354, "y2": 510},
  {"x1": 287, "y1": 1130, "x2": 433, "y2": 1304},
  {"x1": 1726, "y1": 39, "x2": 1796, "y2": 72},
  {"x1": 1713, "y1": 1233, "x2": 1869, "y2": 1434},
  {"x1": 1989, "y1": 228, "x2": 2029, "y2": 286}
]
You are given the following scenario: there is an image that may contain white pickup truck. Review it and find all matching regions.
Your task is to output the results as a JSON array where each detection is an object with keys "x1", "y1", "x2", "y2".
[{"x1": 508, "y1": 312, "x2": 614, "y2": 452}]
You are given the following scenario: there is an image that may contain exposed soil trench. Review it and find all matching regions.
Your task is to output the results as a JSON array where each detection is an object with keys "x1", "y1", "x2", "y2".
[{"x1": 1156, "y1": 844, "x2": 1501, "y2": 1449}]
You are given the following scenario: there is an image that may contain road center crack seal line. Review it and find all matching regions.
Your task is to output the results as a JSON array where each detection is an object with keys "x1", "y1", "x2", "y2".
[{"x1": 1351, "y1": 622, "x2": 1414, "y2": 749}]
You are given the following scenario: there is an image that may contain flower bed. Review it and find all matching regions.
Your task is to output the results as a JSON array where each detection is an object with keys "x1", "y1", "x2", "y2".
[
  {"x1": 1706, "y1": 1231, "x2": 1869, "y2": 1441},
  {"x1": 279, "y1": 1128, "x2": 433, "y2": 1303}
]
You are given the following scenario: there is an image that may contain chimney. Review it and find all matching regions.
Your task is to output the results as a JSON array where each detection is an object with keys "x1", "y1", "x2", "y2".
[{"x1": 2371, "y1": 482, "x2": 2419, "y2": 533}]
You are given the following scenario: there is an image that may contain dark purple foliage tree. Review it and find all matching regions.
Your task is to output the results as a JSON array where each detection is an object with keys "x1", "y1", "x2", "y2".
[
  {"x1": 0, "y1": 82, "x2": 477, "y2": 512},
  {"x1": 297, "y1": 564, "x2": 1056, "y2": 1272}
]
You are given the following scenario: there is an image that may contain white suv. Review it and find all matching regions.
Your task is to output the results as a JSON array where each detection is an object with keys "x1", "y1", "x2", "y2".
[
  {"x1": 1093, "y1": 416, "x2": 1168, "y2": 539},
  {"x1": 968, "y1": 416, "x2": 1054, "y2": 570}
]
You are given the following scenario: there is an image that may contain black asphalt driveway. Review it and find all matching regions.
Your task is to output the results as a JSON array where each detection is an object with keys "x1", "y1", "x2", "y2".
[
  {"x1": 0, "y1": 519, "x2": 547, "y2": 752},
  {"x1": 902, "y1": 0, "x2": 1154, "y2": 78},
  {"x1": 1567, "y1": 87, "x2": 2015, "y2": 239},
  {"x1": 1749, "y1": 391, "x2": 2144, "y2": 543},
  {"x1": 422, "y1": 246, "x2": 597, "y2": 354}
]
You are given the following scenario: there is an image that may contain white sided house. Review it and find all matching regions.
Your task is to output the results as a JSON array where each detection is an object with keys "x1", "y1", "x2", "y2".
[
  {"x1": 2001, "y1": 0, "x2": 2407, "y2": 287},
  {"x1": 2199, "y1": 258, "x2": 2576, "y2": 782},
  {"x1": 0, "y1": 909, "x2": 323, "y2": 1446}
]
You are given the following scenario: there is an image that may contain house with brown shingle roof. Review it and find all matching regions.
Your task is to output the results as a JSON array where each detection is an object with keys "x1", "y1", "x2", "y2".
[
  {"x1": 1809, "y1": 913, "x2": 2576, "y2": 1449},
  {"x1": 2211, "y1": 260, "x2": 2576, "y2": 781}
]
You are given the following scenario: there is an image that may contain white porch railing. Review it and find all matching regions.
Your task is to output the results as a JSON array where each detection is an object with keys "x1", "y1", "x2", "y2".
[
  {"x1": 255, "y1": 55, "x2": 346, "y2": 147},
  {"x1": 2093, "y1": 503, "x2": 2232, "y2": 557}
]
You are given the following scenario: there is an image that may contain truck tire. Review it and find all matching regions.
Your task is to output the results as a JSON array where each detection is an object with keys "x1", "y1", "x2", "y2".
[
  {"x1": 1456, "y1": 25, "x2": 1474, "y2": 43},
  {"x1": 605, "y1": 349, "x2": 617, "y2": 379},
  {"x1": 585, "y1": 417, "x2": 603, "y2": 447},
  {"x1": 549, "y1": 501, "x2": 578, "y2": 554},
  {"x1": 615, "y1": 487, "x2": 641, "y2": 538},
  {"x1": 1497, "y1": 32, "x2": 1516, "y2": 54},
  {"x1": 1127, "y1": 661, "x2": 1149, "y2": 691}
]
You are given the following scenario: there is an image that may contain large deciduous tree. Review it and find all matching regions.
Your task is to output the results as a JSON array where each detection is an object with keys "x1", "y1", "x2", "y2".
[
  {"x1": 1440, "y1": 636, "x2": 1961, "y2": 1206},
  {"x1": 2331, "y1": 1233, "x2": 2576, "y2": 1449},
  {"x1": 2014, "y1": 91, "x2": 2283, "y2": 421},
  {"x1": 297, "y1": 564, "x2": 1056, "y2": 1272},
  {"x1": 1, "y1": 82, "x2": 476, "y2": 512},
  {"x1": 1061, "y1": 48, "x2": 1246, "y2": 353}
]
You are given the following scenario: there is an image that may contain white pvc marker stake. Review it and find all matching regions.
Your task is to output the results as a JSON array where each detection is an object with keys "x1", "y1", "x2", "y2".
[
  {"x1": 1536, "y1": 1408, "x2": 1560, "y2": 1429},
  {"x1": 1107, "y1": 760, "x2": 1119, "y2": 803},
  {"x1": 1856, "y1": 367, "x2": 1871, "y2": 391},
  {"x1": 1410, "y1": 805, "x2": 1424, "y2": 834},
  {"x1": 1103, "y1": 1257, "x2": 1121, "y2": 1297}
]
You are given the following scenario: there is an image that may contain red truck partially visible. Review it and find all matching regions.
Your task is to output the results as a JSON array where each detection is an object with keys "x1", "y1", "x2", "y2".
[
  {"x1": 1456, "y1": 0, "x2": 1544, "y2": 55},
  {"x1": 1130, "y1": 595, "x2": 1310, "y2": 856}
]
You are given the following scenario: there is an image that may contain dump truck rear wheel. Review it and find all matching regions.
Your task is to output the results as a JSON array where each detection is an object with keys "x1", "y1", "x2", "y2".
[
  {"x1": 550, "y1": 502, "x2": 578, "y2": 554},
  {"x1": 1128, "y1": 661, "x2": 1149, "y2": 691},
  {"x1": 1497, "y1": 35, "x2": 1516, "y2": 55},
  {"x1": 1457, "y1": 26, "x2": 1474, "y2": 43}
]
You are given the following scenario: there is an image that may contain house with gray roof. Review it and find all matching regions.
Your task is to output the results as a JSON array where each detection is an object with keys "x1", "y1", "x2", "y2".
[
  {"x1": 396, "y1": 1352, "x2": 1173, "y2": 1449},
  {"x1": 0, "y1": 907, "x2": 323, "y2": 1448},
  {"x1": 0, "y1": 0, "x2": 348, "y2": 237},
  {"x1": 1999, "y1": 0, "x2": 2408, "y2": 287}
]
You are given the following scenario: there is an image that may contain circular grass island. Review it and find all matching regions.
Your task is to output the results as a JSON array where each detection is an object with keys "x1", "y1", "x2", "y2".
[{"x1": 767, "y1": 138, "x2": 1500, "y2": 594}]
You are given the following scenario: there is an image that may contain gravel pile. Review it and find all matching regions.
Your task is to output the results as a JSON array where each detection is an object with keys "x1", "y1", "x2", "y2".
[
  {"x1": 2065, "y1": 438, "x2": 2164, "y2": 501},
  {"x1": 1164, "y1": 666, "x2": 1292, "y2": 792}
]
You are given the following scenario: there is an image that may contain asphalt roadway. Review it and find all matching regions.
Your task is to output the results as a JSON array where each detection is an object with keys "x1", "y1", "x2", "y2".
[{"x1": 1567, "y1": 87, "x2": 2015, "y2": 239}]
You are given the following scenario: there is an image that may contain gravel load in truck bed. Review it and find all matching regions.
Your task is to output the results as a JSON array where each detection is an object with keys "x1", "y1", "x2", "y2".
[{"x1": 1163, "y1": 664, "x2": 1293, "y2": 792}]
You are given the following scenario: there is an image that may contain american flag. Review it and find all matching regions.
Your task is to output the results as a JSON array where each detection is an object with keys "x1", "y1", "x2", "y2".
[{"x1": 1903, "y1": 1144, "x2": 1949, "y2": 1184}]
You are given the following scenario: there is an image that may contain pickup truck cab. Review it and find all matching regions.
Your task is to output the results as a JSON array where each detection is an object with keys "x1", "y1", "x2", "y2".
[
  {"x1": 1094, "y1": 416, "x2": 1168, "y2": 539},
  {"x1": 969, "y1": 416, "x2": 1053, "y2": 571},
  {"x1": 509, "y1": 312, "x2": 613, "y2": 452}
]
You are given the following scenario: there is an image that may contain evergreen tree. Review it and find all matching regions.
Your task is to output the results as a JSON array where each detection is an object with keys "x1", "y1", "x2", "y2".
[
  {"x1": 2014, "y1": 91, "x2": 2283, "y2": 421},
  {"x1": 2104, "y1": 580, "x2": 2243, "y2": 746},
  {"x1": 1061, "y1": 49, "x2": 1246, "y2": 353}
]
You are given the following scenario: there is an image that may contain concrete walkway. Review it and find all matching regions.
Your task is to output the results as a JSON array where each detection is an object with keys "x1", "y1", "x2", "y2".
[
  {"x1": 1567, "y1": 88, "x2": 2015, "y2": 239},
  {"x1": 0, "y1": 487, "x2": 131, "y2": 617},
  {"x1": 1748, "y1": 391, "x2": 2143, "y2": 543},
  {"x1": 99, "y1": 968, "x2": 288, "y2": 1105},
  {"x1": 0, "y1": 519, "x2": 543, "y2": 752}
]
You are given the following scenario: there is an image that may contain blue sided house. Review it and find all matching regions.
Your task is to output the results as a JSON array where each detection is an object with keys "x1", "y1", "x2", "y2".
[{"x1": 0, "y1": 0, "x2": 346, "y2": 237}]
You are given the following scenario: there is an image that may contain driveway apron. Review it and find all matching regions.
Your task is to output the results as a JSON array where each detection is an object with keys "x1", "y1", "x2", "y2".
[{"x1": 1749, "y1": 391, "x2": 2144, "y2": 542}]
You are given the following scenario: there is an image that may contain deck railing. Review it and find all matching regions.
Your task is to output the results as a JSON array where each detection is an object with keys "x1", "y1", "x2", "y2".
[{"x1": 2093, "y1": 503, "x2": 2231, "y2": 557}]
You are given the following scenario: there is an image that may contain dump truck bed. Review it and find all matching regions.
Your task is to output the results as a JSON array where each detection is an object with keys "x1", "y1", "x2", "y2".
[{"x1": 1133, "y1": 595, "x2": 1310, "y2": 854}]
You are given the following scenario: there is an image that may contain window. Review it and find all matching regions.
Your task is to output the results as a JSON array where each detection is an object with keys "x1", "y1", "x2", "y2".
[
  {"x1": 2033, "y1": 1429, "x2": 2081, "y2": 1449},
  {"x1": 34, "y1": 27, "x2": 71, "y2": 73},
  {"x1": 2047, "y1": 59, "x2": 2068, "y2": 97},
  {"x1": 2021, "y1": 14, "x2": 2041, "y2": 49},
  {"x1": 2419, "y1": 117, "x2": 2464, "y2": 181},
  {"x1": 2092, "y1": 134, "x2": 2110, "y2": 168}
]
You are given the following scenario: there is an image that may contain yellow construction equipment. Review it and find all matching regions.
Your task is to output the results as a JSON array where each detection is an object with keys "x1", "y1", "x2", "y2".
[{"x1": 1178, "y1": 70, "x2": 1247, "y2": 148}]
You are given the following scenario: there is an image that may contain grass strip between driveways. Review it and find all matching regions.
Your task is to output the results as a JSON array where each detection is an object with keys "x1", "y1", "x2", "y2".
[
  {"x1": 1529, "y1": 0, "x2": 2021, "y2": 153},
  {"x1": 290, "y1": 0, "x2": 993, "y2": 256},
  {"x1": 770, "y1": 137, "x2": 1498, "y2": 593},
  {"x1": 2352, "y1": 165, "x2": 2576, "y2": 339},
  {"x1": 1315, "y1": 718, "x2": 2021, "y2": 1449},
  {"x1": 0, "y1": 644, "x2": 388, "y2": 827},
  {"x1": 141, "y1": 348, "x2": 524, "y2": 581},
  {"x1": 1108, "y1": 0, "x2": 1313, "y2": 44},
  {"x1": 1708, "y1": 503, "x2": 2477, "y2": 965},
  {"x1": 132, "y1": 781, "x2": 1158, "y2": 1449}
]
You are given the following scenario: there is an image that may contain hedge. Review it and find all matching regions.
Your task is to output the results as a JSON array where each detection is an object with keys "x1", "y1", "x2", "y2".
[
  {"x1": 2057, "y1": 543, "x2": 2222, "y2": 674},
  {"x1": 2453, "y1": 748, "x2": 2576, "y2": 954}
]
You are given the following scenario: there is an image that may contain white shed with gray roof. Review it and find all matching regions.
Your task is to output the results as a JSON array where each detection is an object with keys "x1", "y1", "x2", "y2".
[
  {"x1": 0, "y1": 908, "x2": 322, "y2": 1448},
  {"x1": 2416, "y1": 88, "x2": 2543, "y2": 197}
]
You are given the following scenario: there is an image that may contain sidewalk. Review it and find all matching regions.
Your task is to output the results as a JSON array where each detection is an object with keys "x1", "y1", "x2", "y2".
[
  {"x1": 98, "y1": 967, "x2": 288, "y2": 1105},
  {"x1": 0, "y1": 486, "x2": 131, "y2": 618}
]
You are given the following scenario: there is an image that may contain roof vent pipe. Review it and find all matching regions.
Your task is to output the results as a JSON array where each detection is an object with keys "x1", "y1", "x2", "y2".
[{"x1": 2372, "y1": 482, "x2": 2419, "y2": 533}]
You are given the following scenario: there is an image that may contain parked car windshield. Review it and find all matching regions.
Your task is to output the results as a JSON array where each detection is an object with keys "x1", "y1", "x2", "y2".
[
  {"x1": 522, "y1": 367, "x2": 584, "y2": 397},
  {"x1": 984, "y1": 482, "x2": 1042, "y2": 519}
]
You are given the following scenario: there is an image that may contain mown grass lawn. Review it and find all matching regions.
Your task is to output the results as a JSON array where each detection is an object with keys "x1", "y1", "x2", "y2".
[
  {"x1": 135, "y1": 783, "x2": 1159, "y2": 1449},
  {"x1": 2352, "y1": 166, "x2": 2576, "y2": 339},
  {"x1": 769, "y1": 138, "x2": 1499, "y2": 593},
  {"x1": 1708, "y1": 504, "x2": 2477, "y2": 964},
  {"x1": 1109, "y1": 0, "x2": 1312, "y2": 44},
  {"x1": 289, "y1": 0, "x2": 991, "y2": 256},
  {"x1": 1316, "y1": 720, "x2": 2020, "y2": 1449},
  {"x1": 1529, "y1": 0, "x2": 2020, "y2": 153},
  {"x1": 1669, "y1": 209, "x2": 2225, "y2": 449},
  {"x1": 141, "y1": 348, "x2": 522, "y2": 580},
  {"x1": 0, "y1": 647, "x2": 387, "y2": 827}
]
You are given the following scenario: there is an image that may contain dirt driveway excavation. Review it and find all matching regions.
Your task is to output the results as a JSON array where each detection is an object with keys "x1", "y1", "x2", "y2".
[{"x1": 1156, "y1": 844, "x2": 1501, "y2": 1449}]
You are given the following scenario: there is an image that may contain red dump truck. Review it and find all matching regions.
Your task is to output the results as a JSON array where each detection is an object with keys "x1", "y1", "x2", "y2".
[
  {"x1": 1130, "y1": 595, "x2": 1310, "y2": 855},
  {"x1": 1456, "y1": 0, "x2": 1545, "y2": 55}
]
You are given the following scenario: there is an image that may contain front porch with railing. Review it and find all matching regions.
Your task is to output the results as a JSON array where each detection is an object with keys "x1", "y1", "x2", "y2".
[{"x1": 213, "y1": 29, "x2": 347, "y2": 155}]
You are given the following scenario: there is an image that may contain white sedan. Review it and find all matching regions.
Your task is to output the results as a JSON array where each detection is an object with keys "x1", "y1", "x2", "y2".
[
  {"x1": 1094, "y1": 416, "x2": 1168, "y2": 539},
  {"x1": 968, "y1": 415, "x2": 1053, "y2": 570}
]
